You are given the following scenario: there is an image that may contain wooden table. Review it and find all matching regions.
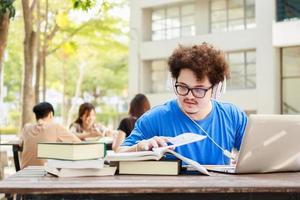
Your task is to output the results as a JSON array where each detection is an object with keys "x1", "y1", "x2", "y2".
[
  {"x1": 1, "y1": 167, "x2": 300, "y2": 200},
  {"x1": 0, "y1": 140, "x2": 22, "y2": 171}
]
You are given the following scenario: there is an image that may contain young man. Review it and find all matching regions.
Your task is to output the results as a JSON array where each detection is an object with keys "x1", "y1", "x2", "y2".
[
  {"x1": 120, "y1": 43, "x2": 248, "y2": 165},
  {"x1": 20, "y1": 102, "x2": 81, "y2": 169}
]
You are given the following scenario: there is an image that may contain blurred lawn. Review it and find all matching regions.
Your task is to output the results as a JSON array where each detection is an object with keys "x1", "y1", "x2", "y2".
[{"x1": 0, "y1": 127, "x2": 18, "y2": 135}]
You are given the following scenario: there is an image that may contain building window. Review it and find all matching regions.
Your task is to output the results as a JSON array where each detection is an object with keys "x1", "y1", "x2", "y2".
[
  {"x1": 227, "y1": 50, "x2": 256, "y2": 89},
  {"x1": 210, "y1": 0, "x2": 255, "y2": 33},
  {"x1": 282, "y1": 47, "x2": 300, "y2": 114},
  {"x1": 151, "y1": 3, "x2": 195, "y2": 41},
  {"x1": 276, "y1": 0, "x2": 300, "y2": 22},
  {"x1": 150, "y1": 60, "x2": 169, "y2": 93}
]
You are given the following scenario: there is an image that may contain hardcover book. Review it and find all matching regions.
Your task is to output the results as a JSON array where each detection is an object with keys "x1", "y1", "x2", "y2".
[
  {"x1": 45, "y1": 165, "x2": 116, "y2": 177},
  {"x1": 38, "y1": 142, "x2": 106, "y2": 160}
]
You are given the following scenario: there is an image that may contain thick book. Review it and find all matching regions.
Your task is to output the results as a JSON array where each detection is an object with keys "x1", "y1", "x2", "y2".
[
  {"x1": 118, "y1": 160, "x2": 181, "y2": 175},
  {"x1": 38, "y1": 142, "x2": 106, "y2": 160},
  {"x1": 45, "y1": 165, "x2": 116, "y2": 177},
  {"x1": 46, "y1": 159, "x2": 104, "y2": 169}
]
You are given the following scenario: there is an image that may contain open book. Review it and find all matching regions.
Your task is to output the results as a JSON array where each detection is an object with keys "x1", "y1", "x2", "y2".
[{"x1": 106, "y1": 133, "x2": 210, "y2": 175}]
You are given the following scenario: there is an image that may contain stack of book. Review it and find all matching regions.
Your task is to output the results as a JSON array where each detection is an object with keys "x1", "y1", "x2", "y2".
[
  {"x1": 106, "y1": 148, "x2": 209, "y2": 176},
  {"x1": 38, "y1": 142, "x2": 116, "y2": 177},
  {"x1": 105, "y1": 133, "x2": 210, "y2": 176}
]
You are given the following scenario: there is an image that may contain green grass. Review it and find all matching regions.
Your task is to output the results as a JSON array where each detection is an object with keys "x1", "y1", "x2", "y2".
[{"x1": 0, "y1": 127, "x2": 18, "y2": 135}]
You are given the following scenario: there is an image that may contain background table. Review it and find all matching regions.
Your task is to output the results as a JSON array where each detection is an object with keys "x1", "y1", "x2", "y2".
[{"x1": 0, "y1": 140, "x2": 22, "y2": 171}]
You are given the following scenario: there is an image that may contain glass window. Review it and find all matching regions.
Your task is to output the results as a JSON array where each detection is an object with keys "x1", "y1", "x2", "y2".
[
  {"x1": 282, "y1": 79, "x2": 300, "y2": 114},
  {"x1": 246, "y1": 18, "x2": 256, "y2": 28},
  {"x1": 210, "y1": 0, "x2": 256, "y2": 33},
  {"x1": 166, "y1": 18, "x2": 180, "y2": 28},
  {"x1": 181, "y1": 4, "x2": 195, "y2": 15},
  {"x1": 211, "y1": 0, "x2": 226, "y2": 10},
  {"x1": 282, "y1": 47, "x2": 300, "y2": 77},
  {"x1": 166, "y1": 28, "x2": 180, "y2": 39},
  {"x1": 152, "y1": 9, "x2": 165, "y2": 20},
  {"x1": 228, "y1": 52, "x2": 244, "y2": 64},
  {"x1": 281, "y1": 46, "x2": 300, "y2": 114},
  {"x1": 211, "y1": 22, "x2": 227, "y2": 32},
  {"x1": 228, "y1": 8, "x2": 244, "y2": 20},
  {"x1": 181, "y1": 26, "x2": 195, "y2": 36},
  {"x1": 167, "y1": 7, "x2": 179, "y2": 18},
  {"x1": 150, "y1": 60, "x2": 169, "y2": 93},
  {"x1": 277, "y1": 0, "x2": 300, "y2": 21},
  {"x1": 228, "y1": 19, "x2": 244, "y2": 30},
  {"x1": 152, "y1": 30, "x2": 165, "y2": 41},
  {"x1": 182, "y1": 16, "x2": 194, "y2": 26},
  {"x1": 227, "y1": 50, "x2": 256, "y2": 89},
  {"x1": 211, "y1": 10, "x2": 227, "y2": 22},
  {"x1": 152, "y1": 20, "x2": 165, "y2": 31},
  {"x1": 151, "y1": 3, "x2": 195, "y2": 41},
  {"x1": 228, "y1": 0, "x2": 243, "y2": 8}
]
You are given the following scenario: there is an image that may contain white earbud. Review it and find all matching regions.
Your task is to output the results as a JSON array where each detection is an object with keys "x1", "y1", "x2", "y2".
[{"x1": 212, "y1": 77, "x2": 227, "y2": 100}]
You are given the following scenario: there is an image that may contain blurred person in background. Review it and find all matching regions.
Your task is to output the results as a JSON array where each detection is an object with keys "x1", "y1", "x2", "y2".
[
  {"x1": 20, "y1": 102, "x2": 80, "y2": 169},
  {"x1": 70, "y1": 102, "x2": 117, "y2": 141},
  {"x1": 112, "y1": 94, "x2": 150, "y2": 151}
]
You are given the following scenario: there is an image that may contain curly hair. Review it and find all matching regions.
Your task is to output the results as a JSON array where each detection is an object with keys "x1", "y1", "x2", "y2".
[{"x1": 168, "y1": 42, "x2": 229, "y2": 85}]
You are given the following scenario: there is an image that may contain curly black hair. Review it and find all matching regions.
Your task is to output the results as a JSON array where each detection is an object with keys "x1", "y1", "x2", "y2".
[{"x1": 168, "y1": 42, "x2": 229, "y2": 85}]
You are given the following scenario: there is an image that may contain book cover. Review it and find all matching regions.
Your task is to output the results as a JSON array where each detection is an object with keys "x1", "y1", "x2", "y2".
[
  {"x1": 45, "y1": 165, "x2": 116, "y2": 177},
  {"x1": 118, "y1": 160, "x2": 181, "y2": 175},
  {"x1": 38, "y1": 142, "x2": 106, "y2": 160}
]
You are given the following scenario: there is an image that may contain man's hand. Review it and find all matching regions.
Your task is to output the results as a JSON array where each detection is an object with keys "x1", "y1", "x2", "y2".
[{"x1": 136, "y1": 136, "x2": 169, "y2": 151}]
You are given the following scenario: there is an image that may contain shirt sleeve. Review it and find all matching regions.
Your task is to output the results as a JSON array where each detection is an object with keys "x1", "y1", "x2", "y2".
[
  {"x1": 118, "y1": 118, "x2": 130, "y2": 136},
  {"x1": 56, "y1": 125, "x2": 81, "y2": 142},
  {"x1": 121, "y1": 115, "x2": 155, "y2": 146}
]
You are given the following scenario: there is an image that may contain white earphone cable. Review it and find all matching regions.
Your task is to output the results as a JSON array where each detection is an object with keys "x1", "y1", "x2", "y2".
[{"x1": 178, "y1": 100, "x2": 234, "y2": 160}]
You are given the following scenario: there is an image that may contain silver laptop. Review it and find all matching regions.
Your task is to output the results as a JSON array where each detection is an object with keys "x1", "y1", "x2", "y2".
[{"x1": 206, "y1": 114, "x2": 300, "y2": 174}]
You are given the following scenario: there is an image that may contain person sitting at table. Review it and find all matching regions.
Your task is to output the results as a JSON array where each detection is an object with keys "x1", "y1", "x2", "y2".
[
  {"x1": 119, "y1": 43, "x2": 248, "y2": 165},
  {"x1": 20, "y1": 102, "x2": 81, "y2": 169},
  {"x1": 69, "y1": 102, "x2": 118, "y2": 141},
  {"x1": 112, "y1": 93, "x2": 150, "y2": 152}
]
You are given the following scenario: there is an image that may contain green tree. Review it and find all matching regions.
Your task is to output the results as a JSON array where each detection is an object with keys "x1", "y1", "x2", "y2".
[{"x1": 0, "y1": 0, "x2": 15, "y2": 102}]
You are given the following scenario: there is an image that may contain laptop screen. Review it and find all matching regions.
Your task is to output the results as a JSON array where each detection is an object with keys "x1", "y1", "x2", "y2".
[{"x1": 235, "y1": 114, "x2": 300, "y2": 173}]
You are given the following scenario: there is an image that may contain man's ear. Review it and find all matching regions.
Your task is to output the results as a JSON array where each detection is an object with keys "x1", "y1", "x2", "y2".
[{"x1": 48, "y1": 111, "x2": 54, "y2": 119}]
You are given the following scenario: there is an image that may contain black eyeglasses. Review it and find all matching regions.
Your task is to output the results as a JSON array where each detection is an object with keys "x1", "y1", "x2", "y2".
[{"x1": 174, "y1": 82, "x2": 213, "y2": 98}]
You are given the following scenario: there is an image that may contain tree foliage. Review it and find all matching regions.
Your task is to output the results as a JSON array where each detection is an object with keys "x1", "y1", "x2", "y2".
[
  {"x1": 4, "y1": 0, "x2": 129, "y2": 127},
  {"x1": 0, "y1": 0, "x2": 16, "y2": 20}
]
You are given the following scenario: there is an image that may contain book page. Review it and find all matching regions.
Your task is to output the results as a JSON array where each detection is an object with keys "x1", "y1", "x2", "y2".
[
  {"x1": 105, "y1": 150, "x2": 162, "y2": 161},
  {"x1": 165, "y1": 149, "x2": 210, "y2": 176},
  {"x1": 154, "y1": 133, "x2": 206, "y2": 152}
]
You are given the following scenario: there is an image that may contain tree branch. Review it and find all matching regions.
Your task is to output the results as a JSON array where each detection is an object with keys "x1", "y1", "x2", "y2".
[
  {"x1": 47, "y1": 24, "x2": 59, "y2": 41},
  {"x1": 30, "y1": 0, "x2": 37, "y2": 13},
  {"x1": 46, "y1": 23, "x2": 90, "y2": 55}
]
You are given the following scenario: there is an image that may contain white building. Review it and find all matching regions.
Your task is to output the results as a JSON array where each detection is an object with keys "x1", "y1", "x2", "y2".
[{"x1": 129, "y1": 0, "x2": 300, "y2": 114}]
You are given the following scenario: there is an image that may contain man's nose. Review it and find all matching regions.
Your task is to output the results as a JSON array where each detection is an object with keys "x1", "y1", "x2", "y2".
[{"x1": 186, "y1": 90, "x2": 194, "y2": 98}]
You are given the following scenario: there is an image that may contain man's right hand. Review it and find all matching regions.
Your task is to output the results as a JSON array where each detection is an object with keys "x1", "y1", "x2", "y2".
[{"x1": 136, "y1": 136, "x2": 170, "y2": 151}]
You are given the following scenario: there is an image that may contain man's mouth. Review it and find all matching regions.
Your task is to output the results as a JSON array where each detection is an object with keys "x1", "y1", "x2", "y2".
[{"x1": 184, "y1": 99, "x2": 197, "y2": 105}]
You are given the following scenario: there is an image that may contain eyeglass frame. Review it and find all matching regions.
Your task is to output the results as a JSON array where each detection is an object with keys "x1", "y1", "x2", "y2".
[{"x1": 174, "y1": 81, "x2": 213, "y2": 98}]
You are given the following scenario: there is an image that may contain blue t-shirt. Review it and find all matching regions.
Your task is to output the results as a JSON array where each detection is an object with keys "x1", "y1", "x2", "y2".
[{"x1": 122, "y1": 99, "x2": 248, "y2": 165}]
